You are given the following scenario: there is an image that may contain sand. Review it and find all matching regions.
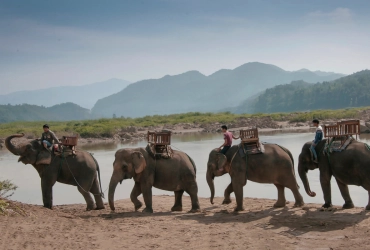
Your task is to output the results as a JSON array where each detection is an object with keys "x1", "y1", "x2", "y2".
[{"x1": 1, "y1": 196, "x2": 370, "y2": 250}]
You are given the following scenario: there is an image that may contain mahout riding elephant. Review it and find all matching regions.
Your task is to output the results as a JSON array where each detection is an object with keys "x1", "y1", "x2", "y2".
[
  {"x1": 298, "y1": 139, "x2": 370, "y2": 210},
  {"x1": 108, "y1": 147, "x2": 200, "y2": 213},
  {"x1": 206, "y1": 144, "x2": 304, "y2": 211},
  {"x1": 5, "y1": 134, "x2": 105, "y2": 211}
]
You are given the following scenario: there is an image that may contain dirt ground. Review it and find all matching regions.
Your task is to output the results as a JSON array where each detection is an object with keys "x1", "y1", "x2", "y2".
[{"x1": 1, "y1": 196, "x2": 370, "y2": 250}]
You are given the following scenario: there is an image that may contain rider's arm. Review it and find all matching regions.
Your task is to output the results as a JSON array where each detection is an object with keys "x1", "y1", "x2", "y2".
[{"x1": 219, "y1": 138, "x2": 227, "y2": 149}]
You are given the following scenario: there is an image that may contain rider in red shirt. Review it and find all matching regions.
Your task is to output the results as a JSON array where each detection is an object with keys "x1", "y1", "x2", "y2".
[{"x1": 218, "y1": 125, "x2": 239, "y2": 154}]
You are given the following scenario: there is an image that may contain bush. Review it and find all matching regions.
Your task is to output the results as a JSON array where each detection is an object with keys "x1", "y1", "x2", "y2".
[{"x1": 0, "y1": 179, "x2": 18, "y2": 215}]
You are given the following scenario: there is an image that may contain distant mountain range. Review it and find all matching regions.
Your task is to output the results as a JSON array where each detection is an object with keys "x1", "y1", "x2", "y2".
[
  {"x1": 92, "y1": 62, "x2": 345, "y2": 118},
  {"x1": 0, "y1": 103, "x2": 90, "y2": 123},
  {"x1": 0, "y1": 78, "x2": 131, "y2": 109},
  {"x1": 234, "y1": 70, "x2": 370, "y2": 113}
]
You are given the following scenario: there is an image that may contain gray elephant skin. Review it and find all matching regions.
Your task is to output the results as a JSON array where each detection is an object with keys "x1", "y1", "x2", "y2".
[
  {"x1": 207, "y1": 144, "x2": 304, "y2": 211},
  {"x1": 298, "y1": 139, "x2": 370, "y2": 210},
  {"x1": 108, "y1": 147, "x2": 200, "y2": 213},
  {"x1": 5, "y1": 134, "x2": 105, "y2": 211}
]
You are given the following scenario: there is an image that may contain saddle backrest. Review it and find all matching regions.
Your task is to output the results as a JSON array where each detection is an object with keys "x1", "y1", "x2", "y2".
[
  {"x1": 323, "y1": 124, "x2": 339, "y2": 138},
  {"x1": 147, "y1": 131, "x2": 171, "y2": 146},
  {"x1": 338, "y1": 120, "x2": 360, "y2": 136},
  {"x1": 240, "y1": 128, "x2": 259, "y2": 144}
]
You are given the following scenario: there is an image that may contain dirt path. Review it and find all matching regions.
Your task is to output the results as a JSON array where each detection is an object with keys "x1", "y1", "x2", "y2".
[{"x1": 1, "y1": 196, "x2": 370, "y2": 250}]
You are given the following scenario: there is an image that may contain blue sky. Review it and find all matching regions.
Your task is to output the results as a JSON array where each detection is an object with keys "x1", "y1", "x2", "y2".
[{"x1": 1, "y1": 0, "x2": 370, "y2": 94}]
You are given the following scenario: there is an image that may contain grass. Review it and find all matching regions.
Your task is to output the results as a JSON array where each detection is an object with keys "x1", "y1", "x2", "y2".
[{"x1": 0, "y1": 107, "x2": 368, "y2": 138}]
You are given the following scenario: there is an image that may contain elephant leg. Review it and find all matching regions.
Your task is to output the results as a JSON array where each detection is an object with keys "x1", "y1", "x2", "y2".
[
  {"x1": 130, "y1": 182, "x2": 143, "y2": 211},
  {"x1": 41, "y1": 178, "x2": 56, "y2": 209},
  {"x1": 273, "y1": 184, "x2": 286, "y2": 208},
  {"x1": 232, "y1": 178, "x2": 245, "y2": 212},
  {"x1": 90, "y1": 178, "x2": 105, "y2": 210},
  {"x1": 77, "y1": 185, "x2": 96, "y2": 211},
  {"x1": 320, "y1": 171, "x2": 333, "y2": 208},
  {"x1": 366, "y1": 191, "x2": 370, "y2": 210},
  {"x1": 223, "y1": 183, "x2": 233, "y2": 204},
  {"x1": 141, "y1": 186, "x2": 153, "y2": 213},
  {"x1": 185, "y1": 183, "x2": 200, "y2": 213},
  {"x1": 287, "y1": 182, "x2": 304, "y2": 207},
  {"x1": 335, "y1": 178, "x2": 354, "y2": 209},
  {"x1": 171, "y1": 190, "x2": 184, "y2": 212}
]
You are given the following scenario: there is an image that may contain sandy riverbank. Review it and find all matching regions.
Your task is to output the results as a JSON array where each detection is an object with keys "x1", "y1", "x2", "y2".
[{"x1": 1, "y1": 196, "x2": 370, "y2": 250}]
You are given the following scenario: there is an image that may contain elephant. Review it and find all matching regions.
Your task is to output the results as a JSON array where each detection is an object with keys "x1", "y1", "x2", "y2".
[
  {"x1": 298, "y1": 139, "x2": 370, "y2": 210},
  {"x1": 108, "y1": 147, "x2": 200, "y2": 213},
  {"x1": 206, "y1": 144, "x2": 304, "y2": 211},
  {"x1": 5, "y1": 134, "x2": 105, "y2": 211}
]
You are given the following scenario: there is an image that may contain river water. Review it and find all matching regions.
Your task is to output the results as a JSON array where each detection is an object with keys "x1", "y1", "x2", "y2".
[{"x1": 1, "y1": 130, "x2": 370, "y2": 208}]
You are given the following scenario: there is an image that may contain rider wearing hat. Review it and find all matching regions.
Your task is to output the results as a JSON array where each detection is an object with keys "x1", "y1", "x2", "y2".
[{"x1": 41, "y1": 124, "x2": 60, "y2": 150}]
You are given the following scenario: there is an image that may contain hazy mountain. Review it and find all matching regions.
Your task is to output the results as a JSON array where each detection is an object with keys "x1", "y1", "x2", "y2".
[
  {"x1": 92, "y1": 62, "x2": 345, "y2": 118},
  {"x1": 0, "y1": 78, "x2": 131, "y2": 109},
  {"x1": 0, "y1": 103, "x2": 90, "y2": 123},
  {"x1": 235, "y1": 70, "x2": 370, "y2": 113}
]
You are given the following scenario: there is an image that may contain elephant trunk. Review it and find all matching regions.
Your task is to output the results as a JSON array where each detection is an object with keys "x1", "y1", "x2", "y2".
[
  {"x1": 298, "y1": 163, "x2": 316, "y2": 197},
  {"x1": 206, "y1": 169, "x2": 215, "y2": 204},
  {"x1": 5, "y1": 134, "x2": 24, "y2": 156},
  {"x1": 108, "y1": 174, "x2": 120, "y2": 211}
]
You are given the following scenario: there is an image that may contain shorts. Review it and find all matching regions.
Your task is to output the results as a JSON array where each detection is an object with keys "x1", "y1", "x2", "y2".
[{"x1": 43, "y1": 140, "x2": 52, "y2": 147}]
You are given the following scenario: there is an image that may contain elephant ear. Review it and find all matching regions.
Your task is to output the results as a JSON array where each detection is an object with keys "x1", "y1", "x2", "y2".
[
  {"x1": 216, "y1": 153, "x2": 227, "y2": 171},
  {"x1": 131, "y1": 151, "x2": 146, "y2": 174},
  {"x1": 35, "y1": 150, "x2": 52, "y2": 165}
]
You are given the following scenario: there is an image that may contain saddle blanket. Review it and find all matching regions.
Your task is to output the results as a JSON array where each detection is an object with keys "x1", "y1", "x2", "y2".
[
  {"x1": 238, "y1": 142, "x2": 265, "y2": 158},
  {"x1": 325, "y1": 136, "x2": 353, "y2": 153},
  {"x1": 146, "y1": 144, "x2": 173, "y2": 159}
]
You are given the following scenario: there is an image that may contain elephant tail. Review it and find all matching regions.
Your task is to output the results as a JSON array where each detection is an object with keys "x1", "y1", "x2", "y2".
[
  {"x1": 89, "y1": 153, "x2": 105, "y2": 199},
  {"x1": 185, "y1": 153, "x2": 197, "y2": 174},
  {"x1": 276, "y1": 144, "x2": 300, "y2": 189}
]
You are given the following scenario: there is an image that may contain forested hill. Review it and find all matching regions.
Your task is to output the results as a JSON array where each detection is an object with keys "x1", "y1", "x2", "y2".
[
  {"x1": 0, "y1": 103, "x2": 90, "y2": 123},
  {"x1": 238, "y1": 70, "x2": 370, "y2": 113},
  {"x1": 92, "y1": 62, "x2": 344, "y2": 118}
]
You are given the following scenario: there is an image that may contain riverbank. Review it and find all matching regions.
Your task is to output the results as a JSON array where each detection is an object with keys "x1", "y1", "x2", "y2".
[
  {"x1": 1, "y1": 109, "x2": 370, "y2": 147},
  {"x1": 1, "y1": 196, "x2": 369, "y2": 249}
]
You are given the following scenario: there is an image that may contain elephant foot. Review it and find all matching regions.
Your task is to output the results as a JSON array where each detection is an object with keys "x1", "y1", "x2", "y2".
[
  {"x1": 342, "y1": 202, "x2": 354, "y2": 209},
  {"x1": 86, "y1": 205, "x2": 96, "y2": 211},
  {"x1": 95, "y1": 205, "x2": 105, "y2": 210},
  {"x1": 43, "y1": 205, "x2": 52, "y2": 210},
  {"x1": 234, "y1": 206, "x2": 245, "y2": 212},
  {"x1": 365, "y1": 205, "x2": 370, "y2": 210},
  {"x1": 188, "y1": 208, "x2": 201, "y2": 213},
  {"x1": 142, "y1": 207, "x2": 153, "y2": 213},
  {"x1": 294, "y1": 201, "x2": 305, "y2": 207},
  {"x1": 222, "y1": 199, "x2": 232, "y2": 204},
  {"x1": 322, "y1": 203, "x2": 332, "y2": 209},
  {"x1": 135, "y1": 202, "x2": 143, "y2": 211},
  {"x1": 171, "y1": 206, "x2": 183, "y2": 212},
  {"x1": 273, "y1": 201, "x2": 286, "y2": 208}
]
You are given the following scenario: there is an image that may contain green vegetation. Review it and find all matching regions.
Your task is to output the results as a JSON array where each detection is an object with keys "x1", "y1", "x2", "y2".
[
  {"x1": 0, "y1": 107, "x2": 368, "y2": 138},
  {"x1": 0, "y1": 179, "x2": 18, "y2": 215},
  {"x1": 247, "y1": 70, "x2": 370, "y2": 113},
  {"x1": 0, "y1": 103, "x2": 90, "y2": 123}
]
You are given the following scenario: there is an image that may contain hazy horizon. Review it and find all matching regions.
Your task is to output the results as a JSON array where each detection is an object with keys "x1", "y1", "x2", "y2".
[{"x1": 1, "y1": 0, "x2": 370, "y2": 94}]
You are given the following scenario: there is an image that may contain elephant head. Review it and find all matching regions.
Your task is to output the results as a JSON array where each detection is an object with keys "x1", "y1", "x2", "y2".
[
  {"x1": 298, "y1": 142, "x2": 319, "y2": 197},
  {"x1": 108, "y1": 149, "x2": 147, "y2": 210},
  {"x1": 5, "y1": 134, "x2": 49, "y2": 166},
  {"x1": 206, "y1": 149, "x2": 229, "y2": 204}
]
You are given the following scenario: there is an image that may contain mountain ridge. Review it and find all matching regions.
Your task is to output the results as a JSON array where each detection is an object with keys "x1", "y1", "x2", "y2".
[
  {"x1": 0, "y1": 78, "x2": 131, "y2": 109},
  {"x1": 92, "y1": 62, "x2": 345, "y2": 118}
]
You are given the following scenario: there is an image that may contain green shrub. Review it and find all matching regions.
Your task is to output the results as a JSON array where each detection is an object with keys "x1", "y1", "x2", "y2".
[{"x1": 0, "y1": 179, "x2": 18, "y2": 215}]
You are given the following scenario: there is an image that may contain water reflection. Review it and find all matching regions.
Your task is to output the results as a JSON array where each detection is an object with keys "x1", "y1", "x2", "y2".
[{"x1": 1, "y1": 131, "x2": 370, "y2": 209}]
